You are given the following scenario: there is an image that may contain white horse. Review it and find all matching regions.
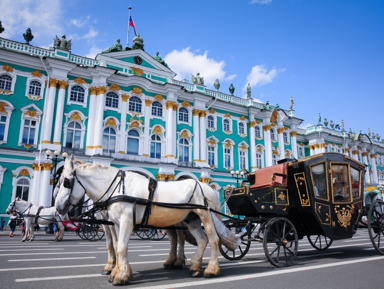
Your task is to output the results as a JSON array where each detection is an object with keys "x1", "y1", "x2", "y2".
[
  {"x1": 6, "y1": 198, "x2": 68, "y2": 242},
  {"x1": 55, "y1": 156, "x2": 239, "y2": 286}
]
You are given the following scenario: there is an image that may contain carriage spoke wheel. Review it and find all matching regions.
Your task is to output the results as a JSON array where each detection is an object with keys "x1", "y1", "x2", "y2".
[
  {"x1": 149, "y1": 229, "x2": 167, "y2": 240},
  {"x1": 136, "y1": 229, "x2": 149, "y2": 239},
  {"x1": 307, "y1": 235, "x2": 333, "y2": 251},
  {"x1": 368, "y1": 199, "x2": 384, "y2": 255},
  {"x1": 219, "y1": 224, "x2": 251, "y2": 260},
  {"x1": 263, "y1": 217, "x2": 298, "y2": 267}
]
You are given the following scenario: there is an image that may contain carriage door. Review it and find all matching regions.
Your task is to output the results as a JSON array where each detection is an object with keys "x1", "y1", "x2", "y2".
[{"x1": 329, "y1": 163, "x2": 354, "y2": 236}]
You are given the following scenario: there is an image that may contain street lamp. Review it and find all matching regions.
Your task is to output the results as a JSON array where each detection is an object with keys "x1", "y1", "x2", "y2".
[
  {"x1": 231, "y1": 170, "x2": 245, "y2": 188},
  {"x1": 45, "y1": 150, "x2": 67, "y2": 234}
]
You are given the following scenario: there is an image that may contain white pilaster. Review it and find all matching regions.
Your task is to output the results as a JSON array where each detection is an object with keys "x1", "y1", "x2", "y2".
[
  {"x1": 263, "y1": 124, "x2": 273, "y2": 167},
  {"x1": 85, "y1": 87, "x2": 98, "y2": 155},
  {"x1": 249, "y1": 121, "x2": 257, "y2": 171},
  {"x1": 118, "y1": 95, "x2": 128, "y2": 154},
  {"x1": 277, "y1": 127, "x2": 285, "y2": 160},
  {"x1": 193, "y1": 109, "x2": 200, "y2": 162},
  {"x1": 199, "y1": 110, "x2": 207, "y2": 163},
  {"x1": 41, "y1": 79, "x2": 58, "y2": 144},
  {"x1": 143, "y1": 99, "x2": 152, "y2": 157},
  {"x1": 371, "y1": 151, "x2": 379, "y2": 184},
  {"x1": 39, "y1": 163, "x2": 53, "y2": 208},
  {"x1": 362, "y1": 151, "x2": 370, "y2": 184},
  {"x1": 93, "y1": 86, "x2": 107, "y2": 155},
  {"x1": 53, "y1": 80, "x2": 68, "y2": 146},
  {"x1": 30, "y1": 164, "x2": 41, "y2": 205},
  {"x1": 165, "y1": 101, "x2": 174, "y2": 162},
  {"x1": 291, "y1": 131, "x2": 298, "y2": 159}
]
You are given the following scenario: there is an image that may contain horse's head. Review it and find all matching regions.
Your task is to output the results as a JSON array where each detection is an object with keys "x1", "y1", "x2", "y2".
[
  {"x1": 5, "y1": 198, "x2": 19, "y2": 214},
  {"x1": 55, "y1": 155, "x2": 81, "y2": 215}
]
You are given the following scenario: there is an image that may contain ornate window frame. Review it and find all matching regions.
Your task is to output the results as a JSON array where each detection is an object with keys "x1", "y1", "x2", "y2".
[
  {"x1": 67, "y1": 81, "x2": 89, "y2": 108},
  {"x1": 126, "y1": 127, "x2": 143, "y2": 155},
  {"x1": 105, "y1": 91, "x2": 120, "y2": 111},
  {"x1": 256, "y1": 144, "x2": 265, "y2": 169},
  {"x1": 178, "y1": 107, "x2": 191, "y2": 126},
  {"x1": 222, "y1": 139, "x2": 235, "y2": 170},
  {"x1": 128, "y1": 95, "x2": 143, "y2": 114},
  {"x1": 0, "y1": 67, "x2": 16, "y2": 95},
  {"x1": 0, "y1": 100, "x2": 14, "y2": 144},
  {"x1": 18, "y1": 104, "x2": 42, "y2": 148},
  {"x1": 150, "y1": 124, "x2": 166, "y2": 159},
  {"x1": 102, "y1": 117, "x2": 120, "y2": 154},
  {"x1": 151, "y1": 100, "x2": 164, "y2": 119},
  {"x1": 238, "y1": 141, "x2": 249, "y2": 171},
  {"x1": 177, "y1": 129, "x2": 193, "y2": 163},
  {"x1": 255, "y1": 124, "x2": 263, "y2": 139},
  {"x1": 25, "y1": 76, "x2": 46, "y2": 101},
  {"x1": 63, "y1": 110, "x2": 87, "y2": 150},
  {"x1": 238, "y1": 121, "x2": 247, "y2": 137},
  {"x1": 223, "y1": 117, "x2": 232, "y2": 134},
  {"x1": 11, "y1": 166, "x2": 33, "y2": 201},
  {"x1": 207, "y1": 114, "x2": 216, "y2": 132},
  {"x1": 207, "y1": 136, "x2": 219, "y2": 168},
  {"x1": 270, "y1": 127, "x2": 277, "y2": 142},
  {"x1": 283, "y1": 130, "x2": 290, "y2": 145}
]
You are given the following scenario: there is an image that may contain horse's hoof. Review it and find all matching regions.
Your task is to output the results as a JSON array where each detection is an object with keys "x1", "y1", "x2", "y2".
[
  {"x1": 163, "y1": 265, "x2": 173, "y2": 270},
  {"x1": 190, "y1": 270, "x2": 202, "y2": 277},
  {"x1": 204, "y1": 273, "x2": 218, "y2": 278},
  {"x1": 102, "y1": 271, "x2": 111, "y2": 275},
  {"x1": 21, "y1": 239, "x2": 25, "y2": 242},
  {"x1": 108, "y1": 277, "x2": 114, "y2": 283}
]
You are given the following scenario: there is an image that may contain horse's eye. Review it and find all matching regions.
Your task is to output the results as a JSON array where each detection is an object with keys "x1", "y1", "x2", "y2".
[{"x1": 63, "y1": 178, "x2": 73, "y2": 189}]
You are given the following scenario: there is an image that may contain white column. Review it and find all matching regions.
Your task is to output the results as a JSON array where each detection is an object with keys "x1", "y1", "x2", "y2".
[
  {"x1": 172, "y1": 103, "x2": 177, "y2": 160},
  {"x1": 362, "y1": 151, "x2": 370, "y2": 184},
  {"x1": 30, "y1": 163, "x2": 42, "y2": 205},
  {"x1": 165, "y1": 101, "x2": 174, "y2": 161},
  {"x1": 41, "y1": 79, "x2": 58, "y2": 144},
  {"x1": 249, "y1": 121, "x2": 257, "y2": 171},
  {"x1": 309, "y1": 145, "x2": 315, "y2": 156},
  {"x1": 263, "y1": 124, "x2": 273, "y2": 167},
  {"x1": 53, "y1": 80, "x2": 68, "y2": 145},
  {"x1": 39, "y1": 163, "x2": 53, "y2": 208},
  {"x1": 93, "y1": 86, "x2": 107, "y2": 154},
  {"x1": 192, "y1": 109, "x2": 200, "y2": 162},
  {"x1": 118, "y1": 94, "x2": 128, "y2": 154},
  {"x1": 351, "y1": 149, "x2": 359, "y2": 161},
  {"x1": 277, "y1": 127, "x2": 285, "y2": 160},
  {"x1": 290, "y1": 131, "x2": 298, "y2": 159},
  {"x1": 143, "y1": 99, "x2": 152, "y2": 157},
  {"x1": 85, "y1": 87, "x2": 98, "y2": 154},
  {"x1": 199, "y1": 110, "x2": 207, "y2": 163},
  {"x1": 371, "y1": 152, "x2": 379, "y2": 184}
]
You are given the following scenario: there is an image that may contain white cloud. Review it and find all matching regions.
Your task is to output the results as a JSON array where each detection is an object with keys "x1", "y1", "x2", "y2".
[
  {"x1": 249, "y1": 0, "x2": 272, "y2": 4},
  {"x1": 77, "y1": 28, "x2": 99, "y2": 41},
  {"x1": 299, "y1": 122, "x2": 314, "y2": 129},
  {"x1": 0, "y1": 0, "x2": 63, "y2": 40},
  {"x1": 164, "y1": 47, "x2": 227, "y2": 86},
  {"x1": 70, "y1": 16, "x2": 91, "y2": 28},
  {"x1": 85, "y1": 46, "x2": 103, "y2": 59},
  {"x1": 243, "y1": 64, "x2": 285, "y2": 92}
]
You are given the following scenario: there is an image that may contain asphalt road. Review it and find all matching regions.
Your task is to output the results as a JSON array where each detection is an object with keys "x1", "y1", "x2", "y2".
[{"x1": 0, "y1": 229, "x2": 384, "y2": 289}]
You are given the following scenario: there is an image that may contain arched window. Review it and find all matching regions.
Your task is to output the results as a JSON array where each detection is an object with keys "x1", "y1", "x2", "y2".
[
  {"x1": 105, "y1": 92, "x2": 119, "y2": 108},
  {"x1": 239, "y1": 150, "x2": 246, "y2": 170},
  {"x1": 103, "y1": 127, "x2": 116, "y2": 153},
  {"x1": 179, "y1": 138, "x2": 189, "y2": 162},
  {"x1": 179, "y1": 107, "x2": 189, "y2": 122},
  {"x1": 66, "y1": 121, "x2": 82, "y2": 149},
  {"x1": 208, "y1": 145, "x2": 215, "y2": 166},
  {"x1": 270, "y1": 128, "x2": 276, "y2": 141},
  {"x1": 272, "y1": 154, "x2": 278, "y2": 165},
  {"x1": 0, "y1": 74, "x2": 12, "y2": 91},
  {"x1": 16, "y1": 178, "x2": 30, "y2": 201},
  {"x1": 21, "y1": 119, "x2": 37, "y2": 145},
  {"x1": 238, "y1": 122, "x2": 245, "y2": 135},
  {"x1": 150, "y1": 134, "x2": 161, "y2": 159},
  {"x1": 70, "y1": 85, "x2": 85, "y2": 103},
  {"x1": 283, "y1": 131, "x2": 289, "y2": 143},
  {"x1": 255, "y1": 126, "x2": 261, "y2": 138},
  {"x1": 0, "y1": 115, "x2": 6, "y2": 141},
  {"x1": 152, "y1": 101, "x2": 163, "y2": 117},
  {"x1": 129, "y1": 96, "x2": 142, "y2": 113},
  {"x1": 207, "y1": 115, "x2": 215, "y2": 129},
  {"x1": 256, "y1": 152, "x2": 263, "y2": 169},
  {"x1": 298, "y1": 146, "x2": 305, "y2": 158},
  {"x1": 127, "y1": 130, "x2": 140, "y2": 155},
  {"x1": 223, "y1": 119, "x2": 230, "y2": 131},
  {"x1": 28, "y1": 80, "x2": 42, "y2": 96},
  {"x1": 224, "y1": 147, "x2": 231, "y2": 168}
]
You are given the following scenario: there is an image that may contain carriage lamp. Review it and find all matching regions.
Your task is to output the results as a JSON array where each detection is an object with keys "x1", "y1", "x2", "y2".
[{"x1": 231, "y1": 170, "x2": 245, "y2": 188}]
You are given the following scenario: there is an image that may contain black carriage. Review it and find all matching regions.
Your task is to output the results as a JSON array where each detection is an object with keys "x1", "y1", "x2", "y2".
[{"x1": 221, "y1": 152, "x2": 384, "y2": 267}]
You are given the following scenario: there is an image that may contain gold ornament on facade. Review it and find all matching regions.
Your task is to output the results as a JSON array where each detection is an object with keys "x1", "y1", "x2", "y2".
[
  {"x1": 270, "y1": 110, "x2": 278, "y2": 123},
  {"x1": 24, "y1": 144, "x2": 32, "y2": 149},
  {"x1": 0, "y1": 102, "x2": 8, "y2": 114},
  {"x1": 59, "y1": 80, "x2": 68, "y2": 89},
  {"x1": 181, "y1": 130, "x2": 189, "y2": 139},
  {"x1": 225, "y1": 140, "x2": 232, "y2": 148},
  {"x1": 132, "y1": 87, "x2": 143, "y2": 95},
  {"x1": 240, "y1": 144, "x2": 247, "y2": 150},
  {"x1": 257, "y1": 146, "x2": 263, "y2": 153},
  {"x1": 2, "y1": 65, "x2": 13, "y2": 72},
  {"x1": 32, "y1": 163, "x2": 40, "y2": 171},
  {"x1": 200, "y1": 178, "x2": 211, "y2": 183},
  {"x1": 121, "y1": 94, "x2": 129, "y2": 102},
  {"x1": 370, "y1": 153, "x2": 377, "y2": 158},
  {"x1": 224, "y1": 113, "x2": 231, "y2": 118},
  {"x1": 165, "y1": 101, "x2": 174, "y2": 109},
  {"x1": 31, "y1": 70, "x2": 43, "y2": 78},
  {"x1": 106, "y1": 118, "x2": 117, "y2": 128},
  {"x1": 131, "y1": 67, "x2": 144, "y2": 76},
  {"x1": 70, "y1": 112, "x2": 81, "y2": 122},
  {"x1": 250, "y1": 121, "x2": 256, "y2": 128},
  {"x1": 74, "y1": 77, "x2": 86, "y2": 84},
  {"x1": 97, "y1": 86, "x2": 107, "y2": 95},
  {"x1": 90, "y1": 87, "x2": 98, "y2": 95},
  {"x1": 130, "y1": 121, "x2": 140, "y2": 128},
  {"x1": 41, "y1": 163, "x2": 54, "y2": 171},
  {"x1": 208, "y1": 139, "x2": 216, "y2": 145},
  {"x1": 49, "y1": 78, "x2": 59, "y2": 88},
  {"x1": 109, "y1": 84, "x2": 121, "y2": 91},
  {"x1": 290, "y1": 131, "x2": 298, "y2": 137},
  {"x1": 256, "y1": 120, "x2": 262, "y2": 124},
  {"x1": 263, "y1": 125, "x2": 272, "y2": 131},
  {"x1": 209, "y1": 108, "x2": 215, "y2": 114},
  {"x1": 192, "y1": 109, "x2": 200, "y2": 116},
  {"x1": 145, "y1": 99, "x2": 153, "y2": 107},
  {"x1": 173, "y1": 103, "x2": 178, "y2": 111},
  {"x1": 199, "y1": 110, "x2": 207, "y2": 117},
  {"x1": 153, "y1": 125, "x2": 163, "y2": 135},
  {"x1": 277, "y1": 128, "x2": 285, "y2": 134},
  {"x1": 352, "y1": 150, "x2": 358, "y2": 155},
  {"x1": 181, "y1": 100, "x2": 191, "y2": 107},
  {"x1": 240, "y1": 115, "x2": 246, "y2": 121},
  {"x1": 272, "y1": 149, "x2": 279, "y2": 155},
  {"x1": 19, "y1": 169, "x2": 30, "y2": 177},
  {"x1": 154, "y1": 94, "x2": 164, "y2": 101},
  {"x1": 23, "y1": 110, "x2": 38, "y2": 120}
]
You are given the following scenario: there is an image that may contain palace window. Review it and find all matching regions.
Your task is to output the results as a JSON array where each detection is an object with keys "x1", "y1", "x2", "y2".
[
  {"x1": 238, "y1": 122, "x2": 245, "y2": 135},
  {"x1": 152, "y1": 101, "x2": 163, "y2": 117},
  {"x1": 272, "y1": 154, "x2": 278, "y2": 165},
  {"x1": 256, "y1": 152, "x2": 263, "y2": 169},
  {"x1": 298, "y1": 146, "x2": 305, "y2": 158},
  {"x1": 208, "y1": 145, "x2": 215, "y2": 167},
  {"x1": 16, "y1": 178, "x2": 30, "y2": 201},
  {"x1": 21, "y1": 119, "x2": 37, "y2": 145},
  {"x1": 283, "y1": 131, "x2": 289, "y2": 144},
  {"x1": 239, "y1": 150, "x2": 246, "y2": 170},
  {"x1": 0, "y1": 74, "x2": 12, "y2": 91},
  {"x1": 179, "y1": 107, "x2": 189, "y2": 123},
  {"x1": 179, "y1": 138, "x2": 190, "y2": 162},
  {"x1": 207, "y1": 115, "x2": 215, "y2": 129},
  {"x1": 65, "y1": 121, "x2": 82, "y2": 149},
  {"x1": 105, "y1": 92, "x2": 119, "y2": 108},
  {"x1": 70, "y1": 85, "x2": 85, "y2": 103},
  {"x1": 0, "y1": 115, "x2": 6, "y2": 141},
  {"x1": 103, "y1": 127, "x2": 117, "y2": 153},
  {"x1": 255, "y1": 125, "x2": 262, "y2": 138},
  {"x1": 224, "y1": 147, "x2": 231, "y2": 168},
  {"x1": 223, "y1": 119, "x2": 231, "y2": 132},
  {"x1": 127, "y1": 129, "x2": 140, "y2": 155},
  {"x1": 270, "y1": 128, "x2": 276, "y2": 141},
  {"x1": 129, "y1": 96, "x2": 142, "y2": 113},
  {"x1": 150, "y1": 134, "x2": 162, "y2": 159},
  {"x1": 28, "y1": 80, "x2": 42, "y2": 96}
]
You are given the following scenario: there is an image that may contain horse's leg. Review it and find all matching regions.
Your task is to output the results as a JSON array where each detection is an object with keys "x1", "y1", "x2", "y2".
[
  {"x1": 197, "y1": 210, "x2": 220, "y2": 278},
  {"x1": 112, "y1": 218, "x2": 133, "y2": 286},
  {"x1": 57, "y1": 221, "x2": 65, "y2": 241},
  {"x1": 102, "y1": 224, "x2": 116, "y2": 275},
  {"x1": 184, "y1": 214, "x2": 208, "y2": 277},
  {"x1": 163, "y1": 229, "x2": 177, "y2": 269},
  {"x1": 174, "y1": 229, "x2": 187, "y2": 268},
  {"x1": 109, "y1": 224, "x2": 120, "y2": 283}
]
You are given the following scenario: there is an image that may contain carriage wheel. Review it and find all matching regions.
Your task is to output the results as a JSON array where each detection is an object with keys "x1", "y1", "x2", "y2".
[
  {"x1": 136, "y1": 229, "x2": 149, "y2": 239},
  {"x1": 147, "y1": 229, "x2": 167, "y2": 240},
  {"x1": 307, "y1": 235, "x2": 333, "y2": 251},
  {"x1": 263, "y1": 217, "x2": 298, "y2": 267},
  {"x1": 219, "y1": 224, "x2": 251, "y2": 260},
  {"x1": 77, "y1": 224, "x2": 87, "y2": 240},
  {"x1": 368, "y1": 199, "x2": 384, "y2": 255}
]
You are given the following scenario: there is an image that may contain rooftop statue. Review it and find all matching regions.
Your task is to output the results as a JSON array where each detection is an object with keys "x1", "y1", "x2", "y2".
[
  {"x1": 23, "y1": 28, "x2": 34, "y2": 45},
  {"x1": 246, "y1": 83, "x2": 251, "y2": 99},
  {"x1": 289, "y1": 96, "x2": 294, "y2": 110},
  {"x1": 0, "y1": 21, "x2": 4, "y2": 34},
  {"x1": 102, "y1": 39, "x2": 123, "y2": 54},
  {"x1": 192, "y1": 72, "x2": 204, "y2": 85},
  {"x1": 153, "y1": 52, "x2": 169, "y2": 68},
  {"x1": 214, "y1": 79, "x2": 220, "y2": 91},
  {"x1": 54, "y1": 35, "x2": 72, "y2": 51}
]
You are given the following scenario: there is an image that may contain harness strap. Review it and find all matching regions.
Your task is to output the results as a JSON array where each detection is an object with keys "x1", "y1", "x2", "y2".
[
  {"x1": 34, "y1": 206, "x2": 44, "y2": 224},
  {"x1": 140, "y1": 177, "x2": 158, "y2": 226}
]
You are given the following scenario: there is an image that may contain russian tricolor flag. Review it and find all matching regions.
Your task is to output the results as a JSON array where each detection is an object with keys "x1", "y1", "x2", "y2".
[{"x1": 129, "y1": 16, "x2": 137, "y2": 36}]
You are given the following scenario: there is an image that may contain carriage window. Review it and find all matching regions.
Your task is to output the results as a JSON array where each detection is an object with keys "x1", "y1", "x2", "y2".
[
  {"x1": 350, "y1": 167, "x2": 361, "y2": 198},
  {"x1": 331, "y1": 164, "x2": 350, "y2": 202},
  {"x1": 311, "y1": 163, "x2": 328, "y2": 199}
]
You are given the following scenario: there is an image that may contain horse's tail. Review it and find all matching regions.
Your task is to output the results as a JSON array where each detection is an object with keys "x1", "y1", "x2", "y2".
[{"x1": 211, "y1": 213, "x2": 241, "y2": 251}]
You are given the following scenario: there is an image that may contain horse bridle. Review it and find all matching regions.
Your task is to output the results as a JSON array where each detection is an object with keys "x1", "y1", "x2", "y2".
[
  {"x1": 61, "y1": 170, "x2": 87, "y2": 210},
  {"x1": 8, "y1": 200, "x2": 16, "y2": 213}
]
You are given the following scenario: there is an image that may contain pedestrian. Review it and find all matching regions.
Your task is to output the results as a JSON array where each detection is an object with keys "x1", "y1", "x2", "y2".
[
  {"x1": 0, "y1": 217, "x2": 5, "y2": 231},
  {"x1": 8, "y1": 211, "x2": 18, "y2": 237}
]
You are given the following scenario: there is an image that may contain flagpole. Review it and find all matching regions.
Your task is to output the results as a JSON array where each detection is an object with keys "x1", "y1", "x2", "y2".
[{"x1": 126, "y1": 6, "x2": 132, "y2": 49}]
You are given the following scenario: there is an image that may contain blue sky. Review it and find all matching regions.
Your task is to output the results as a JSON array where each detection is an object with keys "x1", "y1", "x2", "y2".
[{"x1": 1, "y1": 0, "x2": 384, "y2": 139}]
